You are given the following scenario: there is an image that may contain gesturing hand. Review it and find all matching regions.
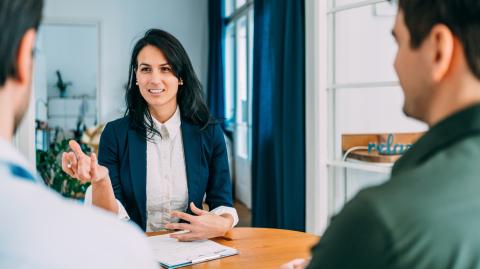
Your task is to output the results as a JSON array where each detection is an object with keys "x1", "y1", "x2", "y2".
[
  {"x1": 61, "y1": 140, "x2": 108, "y2": 184},
  {"x1": 165, "y1": 202, "x2": 233, "y2": 242}
]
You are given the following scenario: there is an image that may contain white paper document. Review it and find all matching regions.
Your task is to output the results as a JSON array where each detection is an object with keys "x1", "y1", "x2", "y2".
[{"x1": 147, "y1": 233, "x2": 239, "y2": 269}]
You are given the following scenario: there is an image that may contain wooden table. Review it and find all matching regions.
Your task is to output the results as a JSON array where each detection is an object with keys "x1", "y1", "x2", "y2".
[{"x1": 147, "y1": 227, "x2": 319, "y2": 269}]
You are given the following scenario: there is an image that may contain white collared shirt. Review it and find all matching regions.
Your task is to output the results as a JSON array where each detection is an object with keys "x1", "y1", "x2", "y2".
[
  {"x1": 0, "y1": 138, "x2": 33, "y2": 173},
  {"x1": 145, "y1": 107, "x2": 189, "y2": 231},
  {"x1": 86, "y1": 107, "x2": 238, "y2": 231},
  {"x1": 0, "y1": 138, "x2": 158, "y2": 269}
]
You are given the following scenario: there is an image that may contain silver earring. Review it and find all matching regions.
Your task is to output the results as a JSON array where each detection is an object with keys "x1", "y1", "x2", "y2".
[
  {"x1": 135, "y1": 81, "x2": 139, "y2": 85},
  {"x1": 179, "y1": 79, "x2": 184, "y2": 86}
]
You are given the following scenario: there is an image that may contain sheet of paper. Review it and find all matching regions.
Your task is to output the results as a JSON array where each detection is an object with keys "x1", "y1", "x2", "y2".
[{"x1": 147, "y1": 233, "x2": 238, "y2": 268}]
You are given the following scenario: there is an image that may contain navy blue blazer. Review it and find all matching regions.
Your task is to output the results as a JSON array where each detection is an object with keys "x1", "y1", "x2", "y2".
[{"x1": 98, "y1": 116, "x2": 233, "y2": 231}]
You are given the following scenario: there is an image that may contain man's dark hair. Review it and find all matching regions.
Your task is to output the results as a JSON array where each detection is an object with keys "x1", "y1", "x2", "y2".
[
  {"x1": 0, "y1": 0, "x2": 44, "y2": 87},
  {"x1": 392, "y1": 0, "x2": 480, "y2": 80}
]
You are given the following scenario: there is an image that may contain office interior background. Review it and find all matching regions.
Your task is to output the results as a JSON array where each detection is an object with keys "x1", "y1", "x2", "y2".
[{"x1": 13, "y1": 0, "x2": 428, "y2": 235}]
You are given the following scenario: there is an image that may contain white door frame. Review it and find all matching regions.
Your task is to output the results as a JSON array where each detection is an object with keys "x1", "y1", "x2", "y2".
[{"x1": 305, "y1": 0, "x2": 329, "y2": 235}]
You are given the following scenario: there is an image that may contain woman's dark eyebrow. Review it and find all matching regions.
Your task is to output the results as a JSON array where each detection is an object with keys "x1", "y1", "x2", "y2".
[{"x1": 138, "y1": 62, "x2": 170, "y2": 67}]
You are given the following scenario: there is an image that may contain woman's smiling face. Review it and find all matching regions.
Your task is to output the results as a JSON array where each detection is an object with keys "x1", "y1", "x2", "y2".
[{"x1": 135, "y1": 45, "x2": 182, "y2": 111}]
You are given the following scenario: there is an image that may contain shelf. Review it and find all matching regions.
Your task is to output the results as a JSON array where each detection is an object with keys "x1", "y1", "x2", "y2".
[
  {"x1": 326, "y1": 160, "x2": 393, "y2": 174},
  {"x1": 327, "y1": 0, "x2": 386, "y2": 14},
  {"x1": 346, "y1": 149, "x2": 401, "y2": 163},
  {"x1": 48, "y1": 95, "x2": 96, "y2": 100},
  {"x1": 327, "y1": 81, "x2": 399, "y2": 90},
  {"x1": 47, "y1": 114, "x2": 96, "y2": 118}
]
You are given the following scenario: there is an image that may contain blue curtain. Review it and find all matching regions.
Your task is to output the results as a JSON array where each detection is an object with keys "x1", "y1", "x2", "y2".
[
  {"x1": 252, "y1": 0, "x2": 306, "y2": 231},
  {"x1": 207, "y1": 0, "x2": 225, "y2": 121}
]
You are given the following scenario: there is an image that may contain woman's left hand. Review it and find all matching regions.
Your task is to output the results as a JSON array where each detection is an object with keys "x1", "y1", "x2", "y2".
[{"x1": 165, "y1": 202, "x2": 233, "y2": 241}]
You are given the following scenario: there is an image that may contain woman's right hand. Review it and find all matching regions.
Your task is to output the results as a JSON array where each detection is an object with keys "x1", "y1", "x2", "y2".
[
  {"x1": 61, "y1": 140, "x2": 109, "y2": 184},
  {"x1": 61, "y1": 140, "x2": 119, "y2": 214}
]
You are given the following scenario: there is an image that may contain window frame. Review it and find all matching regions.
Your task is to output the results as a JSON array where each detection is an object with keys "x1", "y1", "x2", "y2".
[{"x1": 223, "y1": 0, "x2": 254, "y2": 160}]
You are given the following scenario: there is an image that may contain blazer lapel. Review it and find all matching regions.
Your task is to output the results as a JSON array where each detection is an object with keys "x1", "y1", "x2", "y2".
[
  {"x1": 181, "y1": 121, "x2": 203, "y2": 212},
  {"x1": 128, "y1": 128, "x2": 147, "y2": 224}
]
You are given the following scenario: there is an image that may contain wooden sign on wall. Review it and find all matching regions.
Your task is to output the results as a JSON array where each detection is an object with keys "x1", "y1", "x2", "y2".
[{"x1": 342, "y1": 132, "x2": 424, "y2": 163}]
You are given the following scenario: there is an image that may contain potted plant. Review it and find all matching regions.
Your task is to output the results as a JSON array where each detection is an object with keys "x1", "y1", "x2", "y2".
[
  {"x1": 36, "y1": 138, "x2": 90, "y2": 199},
  {"x1": 55, "y1": 70, "x2": 72, "y2": 98}
]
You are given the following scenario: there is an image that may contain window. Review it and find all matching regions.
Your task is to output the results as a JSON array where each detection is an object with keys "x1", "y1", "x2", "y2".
[{"x1": 223, "y1": 0, "x2": 254, "y2": 160}]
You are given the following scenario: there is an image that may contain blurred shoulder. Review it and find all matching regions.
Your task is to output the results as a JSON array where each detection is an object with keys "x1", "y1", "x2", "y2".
[{"x1": 0, "y1": 179, "x2": 157, "y2": 269}]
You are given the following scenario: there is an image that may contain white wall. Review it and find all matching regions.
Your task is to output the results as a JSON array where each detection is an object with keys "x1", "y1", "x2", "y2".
[
  {"x1": 34, "y1": 33, "x2": 48, "y2": 122},
  {"x1": 43, "y1": 0, "x2": 209, "y2": 122},
  {"x1": 43, "y1": 24, "x2": 98, "y2": 98}
]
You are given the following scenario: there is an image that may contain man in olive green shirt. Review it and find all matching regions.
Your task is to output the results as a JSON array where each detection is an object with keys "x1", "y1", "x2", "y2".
[{"x1": 282, "y1": 0, "x2": 480, "y2": 268}]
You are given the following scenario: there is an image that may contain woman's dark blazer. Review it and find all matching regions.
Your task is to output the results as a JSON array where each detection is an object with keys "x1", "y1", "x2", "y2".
[{"x1": 97, "y1": 116, "x2": 233, "y2": 231}]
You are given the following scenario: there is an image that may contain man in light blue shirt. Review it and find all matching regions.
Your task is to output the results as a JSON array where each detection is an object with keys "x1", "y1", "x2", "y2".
[{"x1": 0, "y1": 0, "x2": 158, "y2": 268}]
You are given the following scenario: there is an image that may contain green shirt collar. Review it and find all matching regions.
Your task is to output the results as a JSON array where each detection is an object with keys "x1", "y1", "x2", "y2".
[{"x1": 392, "y1": 103, "x2": 480, "y2": 174}]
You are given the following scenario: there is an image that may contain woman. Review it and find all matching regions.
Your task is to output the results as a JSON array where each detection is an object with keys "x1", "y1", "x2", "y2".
[{"x1": 61, "y1": 29, "x2": 237, "y2": 241}]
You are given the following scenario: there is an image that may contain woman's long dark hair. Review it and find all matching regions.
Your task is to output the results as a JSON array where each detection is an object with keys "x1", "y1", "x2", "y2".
[{"x1": 125, "y1": 29, "x2": 213, "y2": 139}]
